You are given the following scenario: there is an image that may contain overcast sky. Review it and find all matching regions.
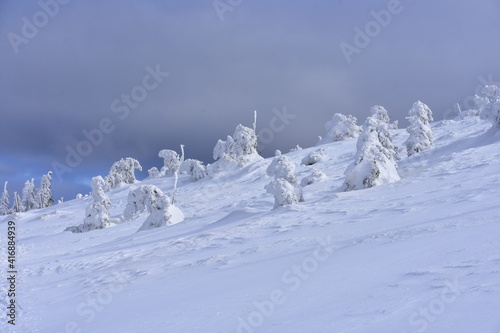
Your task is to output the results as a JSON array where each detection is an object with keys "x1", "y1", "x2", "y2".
[{"x1": 1, "y1": 0, "x2": 500, "y2": 200}]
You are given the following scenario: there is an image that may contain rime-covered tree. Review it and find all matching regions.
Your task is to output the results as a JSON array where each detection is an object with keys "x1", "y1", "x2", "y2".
[
  {"x1": 37, "y1": 171, "x2": 54, "y2": 208},
  {"x1": 342, "y1": 116, "x2": 400, "y2": 191},
  {"x1": 265, "y1": 178, "x2": 301, "y2": 208},
  {"x1": 475, "y1": 85, "x2": 500, "y2": 128},
  {"x1": 180, "y1": 159, "x2": 207, "y2": 181},
  {"x1": 123, "y1": 185, "x2": 179, "y2": 231},
  {"x1": 317, "y1": 113, "x2": 361, "y2": 145},
  {"x1": 11, "y1": 192, "x2": 22, "y2": 213},
  {"x1": 211, "y1": 124, "x2": 260, "y2": 172},
  {"x1": 370, "y1": 105, "x2": 391, "y2": 124},
  {"x1": 66, "y1": 176, "x2": 111, "y2": 233},
  {"x1": 0, "y1": 181, "x2": 10, "y2": 215},
  {"x1": 405, "y1": 101, "x2": 434, "y2": 156},
  {"x1": 158, "y1": 150, "x2": 181, "y2": 176},
  {"x1": 266, "y1": 155, "x2": 303, "y2": 208},
  {"x1": 147, "y1": 167, "x2": 161, "y2": 179},
  {"x1": 21, "y1": 179, "x2": 38, "y2": 211},
  {"x1": 105, "y1": 157, "x2": 142, "y2": 190}
]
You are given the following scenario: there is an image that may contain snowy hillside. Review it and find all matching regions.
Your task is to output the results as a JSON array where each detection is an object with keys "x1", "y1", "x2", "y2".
[{"x1": 2, "y1": 117, "x2": 500, "y2": 333}]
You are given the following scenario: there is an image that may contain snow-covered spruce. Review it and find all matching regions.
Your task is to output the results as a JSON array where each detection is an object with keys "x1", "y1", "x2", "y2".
[
  {"x1": 66, "y1": 176, "x2": 111, "y2": 233},
  {"x1": 405, "y1": 101, "x2": 434, "y2": 156},
  {"x1": 266, "y1": 155, "x2": 303, "y2": 208},
  {"x1": 36, "y1": 171, "x2": 54, "y2": 209},
  {"x1": 475, "y1": 85, "x2": 500, "y2": 128},
  {"x1": 317, "y1": 113, "x2": 361, "y2": 145},
  {"x1": 267, "y1": 155, "x2": 298, "y2": 185},
  {"x1": 342, "y1": 115, "x2": 400, "y2": 191},
  {"x1": 265, "y1": 178, "x2": 302, "y2": 208},
  {"x1": 0, "y1": 181, "x2": 10, "y2": 215},
  {"x1": 301, "y1": 149, "x2": 325, "y2": 166},
  {"x1": 21, "y1": 178, "x2": 38, "y2": 211},
  {"x1": 158, "y1": 149, "x2": 181, "y2": 176},
  {"x1": 370, "y1": 105, "x2": 391, "y2": 124},
  {"x1": 105, "y1": 157, "x2": 142, "y2": 190},
  {"x1": 301, "y1": 169, "x2": 327, "y2": 187},
  {"x1": 211, "y1": 124, "x2": 261, "y2": 172},
  {"x1": 11, "y1": 192, "x2": 22, "y2": 213},
  {"x1": 123, "y1": 185, "x2": 184, "y2": 231},
  {"x1": 180, "y1": 159, "x2": 208, "y2": 181}
]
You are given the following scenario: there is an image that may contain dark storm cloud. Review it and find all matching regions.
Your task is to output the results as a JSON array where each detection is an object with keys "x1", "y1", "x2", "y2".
[{"x1": 1, "y1": 0, "x2": 500, "y2": 199}]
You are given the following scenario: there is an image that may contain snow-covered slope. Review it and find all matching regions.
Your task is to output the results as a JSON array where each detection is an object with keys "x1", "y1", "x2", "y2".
[{"x1": 2, "y1": 117, "x2": 500, "y2": 333}]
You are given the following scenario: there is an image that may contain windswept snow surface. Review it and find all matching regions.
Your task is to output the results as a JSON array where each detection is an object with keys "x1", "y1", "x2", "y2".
[{"x1": 2, "y1": 117, "x2": 500, "y2": 333}]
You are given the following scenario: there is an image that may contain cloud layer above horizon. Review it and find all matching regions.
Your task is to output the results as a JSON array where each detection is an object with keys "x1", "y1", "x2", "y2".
[{"x1": 1, "y1": 0, "x2": 500, "y2": 199}]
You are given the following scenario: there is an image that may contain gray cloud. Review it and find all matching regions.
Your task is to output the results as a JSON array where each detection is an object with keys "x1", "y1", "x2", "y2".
[{"x1": 1, "y1": 0, "x2": 500, "y2": 199}]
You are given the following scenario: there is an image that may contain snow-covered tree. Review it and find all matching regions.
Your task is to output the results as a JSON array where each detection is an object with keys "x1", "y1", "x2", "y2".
[
  {"x1": 317, "y1": 113, "x2": 361, "y2": 145},
  {"x1": 148, "y1": 167, "x2": 161, "y2": 179},
  {"x1": 370, "y1": 105, "x2": 391, "y2": 124},
  {"x1": 105, "y1": 157, "x2": 142, "y2": 190},
  {"x1": 212, "y1": 124, "x2": 260, "y2": 168},
  {"x1": 137, "y1": 194, "x2": 172, "y2": 231},
  {"x1": 405, "y1": 101, "x2": 434, "y2": 156},
  {"x1": 0, "y1": 181, "x2": 10, "y2": 215},
  {"x1": 122, "y1": 185, "x2": 180, "y2": 231},
  {"x1": 66, "y1": 176, "x2": 111, "y2": 233},
  {"x1": 36, "y1": 171, "x2": 54, "y2": 208},
  {"x1": 475, "y1": 85, "x2": 500, "y2": 128},
  {"x1": 158, "y1": 150, "x2": 181, "y2": 176},
  {"x1": 266, "y1": 155, "x2": 303, "y2": 208},
  {"x1": 301, "y1": 149, "x2": 325, "y2": 166},
  {"x1": 11, "y1": 192, "x2": 22, "y2": 213},
  {"x1": 265, "y1": 178, "x2": 301, "y2": 208},
  {"x1": 342, "y1": 116, "x2": 400, "y2": 191},
  {"x1": 301, "y1": 169, "x2": 327, "y2": 187},
  {"x1": 179, "y1": 159, "x2": 207, "y2": 181},
  {"x1": 267, "y1": 155, "x2": 298, "y2": 185},
  {"x1": 21, "y1": 179, "x2": 38, "y2": 211}
]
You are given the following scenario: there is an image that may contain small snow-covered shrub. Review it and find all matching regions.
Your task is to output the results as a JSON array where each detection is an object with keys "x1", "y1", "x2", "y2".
[
  {"x1": 180, "y1": 159, "x2": 207, "y2": 181},
  {"x1": 158, "y1": 150, "x2": 181, "y2": 176},
  {"x1": 476, "y1": 85, "x2": 500, "y2": 128},
  {"x1": 342, "y1": 116, "x2": 400, "y2": 191},
  {"x1": 301, "y1": 149, "x2": 325, "y2": 166},
  {"x1": 301, "y1": 169, "x2": 327, "y2": 187},
  {"x1": 66, "y1": 176, "x2": 111, "y2": 233},
  {"x1": 405, "y1": 101, "x2": 434, "y2": 156},
  {"x1": 317, "y1": 113, "x2": 361, "y2": 145},
  {"x1": 105, "y1": 157, "x2": 142, "y2": 190},
  {"x1": 265, "y1": 178, "x2": 301, "y2": 208}
]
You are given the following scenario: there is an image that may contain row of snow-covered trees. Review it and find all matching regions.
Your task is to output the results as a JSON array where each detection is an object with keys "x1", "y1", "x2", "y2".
[
  {"x1": 0, "y1": 171, "x2": 53, "y2": 216},
  {"x1": 65, "y1": 84, "x2": 500, "y2": 232}
]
